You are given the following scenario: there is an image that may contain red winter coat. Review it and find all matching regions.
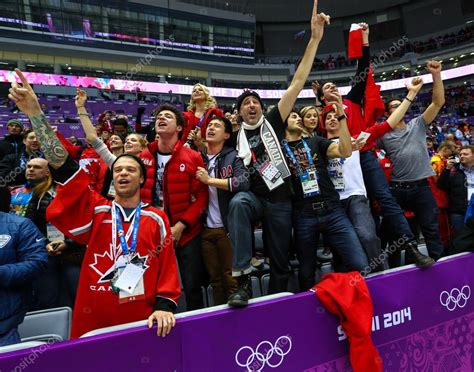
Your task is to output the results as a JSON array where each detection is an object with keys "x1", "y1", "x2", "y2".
[
  {"x1": 181, "y1": 108, "x2": 224, "y2": 144},
  {"x1": 147, "y1": 140, "x2": 208, "y2": 247}
]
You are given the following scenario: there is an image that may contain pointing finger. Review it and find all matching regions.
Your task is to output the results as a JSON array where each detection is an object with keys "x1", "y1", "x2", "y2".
[{"x1": 14, "y1": 68, "x2": 32, "y2": 90}]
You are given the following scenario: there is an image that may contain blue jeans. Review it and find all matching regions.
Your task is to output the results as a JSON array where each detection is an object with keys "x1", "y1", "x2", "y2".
[
  {"x1": 175, "y1": 236, "x2": 204, "y2": 311},
  {"x1": 293, "y1": 202, "x2": 369, "y2": 291},
  {"x1": 450, "y1": 213, "x2": 466, "y2": 236},
  {"x1": 0, "y1": 327, "x2": 21, "y2": 347},
  {"x1": 360, "y1": 151, "x2": 415, "y2": 242},
  {"x1": 390, "y1": 183, "x2": 445, "y2": 259},
  {"x1": 341, "y1": 195, "x2": 384, "y2": 272},
  {"x1": 228, "y1": 191, "x2": 292, "y2": 294}
]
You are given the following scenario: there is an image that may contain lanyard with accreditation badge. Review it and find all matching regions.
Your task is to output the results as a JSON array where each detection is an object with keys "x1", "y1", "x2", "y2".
[
  {"x1": 283, "y1": 139, "x2": 320, "y2": 197},
  {"x1": 110, "y1": 202, "x2": 146, "y2": 298}
]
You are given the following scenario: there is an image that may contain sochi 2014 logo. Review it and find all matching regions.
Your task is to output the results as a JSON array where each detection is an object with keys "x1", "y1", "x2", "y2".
[
  {"x1": 439, "y1": 285, "x2": 471, "y2": 311},
  {"x1": 235, "y1": 335, "x2": 292, "y2": 372}
]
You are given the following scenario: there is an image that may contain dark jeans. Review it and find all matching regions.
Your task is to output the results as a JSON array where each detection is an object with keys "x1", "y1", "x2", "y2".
[
  {"x1": 31, "y1": 256, "x2": 81, "y2": 310},
  {"x1": 228, "y1": 191, "x2": 292, "y2": 294},
  {"x1": 0, "y1": 327, "x2": 21, "y2": 347},
  {"x1": 390, "y1": 183, "x2": 444, "y2": 259},
  {"x1": 341, "y1": 195, "x2": 384, "y2": 272},
  {"x1": 360, "y1": 151, "x2": 415, "y2": 242},
  {"x1": 450, "y1": 213, "x2": 466, "y2": 236},
  {"x1": 293, "y1": 202, "x2": 369, "y2": 291},
  {"x1": 175, "y1": 236, "x2": 204, "y2": 311}
]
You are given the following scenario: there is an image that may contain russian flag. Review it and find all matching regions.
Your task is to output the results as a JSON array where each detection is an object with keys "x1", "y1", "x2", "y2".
[
  {"x1": 348, "y1": 23, "x2": 363, "y2": 59},
  {"x1": 294, "y1": 30, "x2": 306, "y2": 41}
]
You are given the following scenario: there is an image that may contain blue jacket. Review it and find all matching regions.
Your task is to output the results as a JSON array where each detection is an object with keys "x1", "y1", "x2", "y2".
[{"x1": 0, "y1": 212, "x2": 47, "y2": 335}]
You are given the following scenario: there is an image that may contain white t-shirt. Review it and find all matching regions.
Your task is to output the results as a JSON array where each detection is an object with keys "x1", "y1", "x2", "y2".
[
  {"x1": 206, "y1": 155, "x2": 223, "y2": 228},
  {"x1": 155, "y1": 152, "x2": 172, "y2": 209},
  {"x1": 327, "y1": 138, "x2": 367, "y2": 200}
]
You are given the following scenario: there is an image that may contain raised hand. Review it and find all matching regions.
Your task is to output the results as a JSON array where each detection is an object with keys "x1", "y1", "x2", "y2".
[
  {"x1": 406, "y1": 77, "x2": 424, "y2": 94},
  {"x1": 311, "y1": 0, "x2": 331, "y2": 42},
  {"x1": 75, "y1": 88, "x2": 88, "y2": 108},
  {"x1": 8, "y1": 69, "x2": 42, "y2": 117},
  {"x1": 426, "y1": 60, "x2": 442, "y2": 75},
  {"x1": 311, "y1": 81, "x2": 320, "y2": 96}
]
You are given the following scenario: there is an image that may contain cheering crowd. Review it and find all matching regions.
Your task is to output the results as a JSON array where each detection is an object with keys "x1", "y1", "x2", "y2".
[{"x1": 1, "y1": 0, "x2": 473, "y2": 346}]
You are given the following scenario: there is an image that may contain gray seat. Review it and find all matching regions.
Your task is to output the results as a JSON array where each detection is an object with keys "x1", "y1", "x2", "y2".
[
  {"x1": 318, "y1": 263, "x2": 334, "y2": 276},
  {"x1": 0, "y1": 341, "x2": 46, "y2": 354},
  {"x1": 18, "y1": 307, "x2": 72, "y2": 343},
  {"x1": 261, "y1": 274, "x2": 270, "y2": 295},
  {"x1": 251, "y1": 276, "x2": 262, "y2": 298},
  {"x1": 254, "y1": 229, "x2": 264, "y2": 254}
]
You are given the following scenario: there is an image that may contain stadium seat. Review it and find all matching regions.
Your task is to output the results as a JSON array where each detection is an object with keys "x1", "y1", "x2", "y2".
[
  {"x1": 18, "y1": 307, "x2": 72, "y2": 343},
  {"x1": 261, "y1": 274, "x2": 270, "y2": 295},
  {"x1": 251, "y1": 276, "x2": 262, "y2": 298},
  {"x1": 0, "y1": 341, "x2": 46, "y2": 354},
  {"x1": 318, "y1": 263, "x2": 334, "y2": 276}
]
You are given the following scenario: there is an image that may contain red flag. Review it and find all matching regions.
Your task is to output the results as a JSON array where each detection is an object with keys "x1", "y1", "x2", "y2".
[{"x1": 348, "y1": 24, "x2": 363, "y2": 59}]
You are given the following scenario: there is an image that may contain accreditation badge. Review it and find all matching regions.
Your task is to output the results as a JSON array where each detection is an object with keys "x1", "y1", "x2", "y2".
[
  {"x1": 300, "y1": 168, "x2": 320, "y2": 198},
  {"x1": 46, "y1": 223, "x2": 65, "y2": 242},
  {"x1": 258, "y1": 161, "x2": 284, "y2": 191}
]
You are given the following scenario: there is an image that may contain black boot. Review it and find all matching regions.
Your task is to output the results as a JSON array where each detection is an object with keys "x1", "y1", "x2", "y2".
[
  {"x1": 405, "y1": 241, "x2": 435, "y2": 268},
  {"x1": 227, "y1": 275, "x2": 252, "y2": 308}
]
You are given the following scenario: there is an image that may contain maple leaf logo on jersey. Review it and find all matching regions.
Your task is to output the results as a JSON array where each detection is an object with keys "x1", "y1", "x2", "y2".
[{"x1": 89, "y1": 244, "x2": 150, "y2": 283}]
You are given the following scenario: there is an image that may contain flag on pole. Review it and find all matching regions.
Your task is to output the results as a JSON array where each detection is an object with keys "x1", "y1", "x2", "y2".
[{"x1": 348, "y1": 23, "x2": 363, "y2": 59}]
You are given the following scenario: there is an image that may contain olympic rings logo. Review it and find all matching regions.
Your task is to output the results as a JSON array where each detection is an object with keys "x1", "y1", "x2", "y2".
[
  {"x1": 439, "y1": 285, "x2": 471, "y2": 311},
  {"x1": 235, "y1": 335, "x2": 292, "y2": 372}
]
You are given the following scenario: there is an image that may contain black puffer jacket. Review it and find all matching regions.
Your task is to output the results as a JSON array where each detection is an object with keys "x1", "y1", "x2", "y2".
[
  {"x1": 437, "y1": 165, "x2": 468, "y2": 215},
  {"x1": 0, "y1": 134, "x2": 24, "y2": 161},
  {"x1": 26, "y1": 189, "x2": 86, "y2": 265}
]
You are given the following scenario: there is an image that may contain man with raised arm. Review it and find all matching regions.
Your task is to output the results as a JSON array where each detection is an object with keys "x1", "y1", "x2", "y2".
[
  {"x1": 8, "y1": 69, "x2": 181, "y2": 338},
  {"x1": 227, "y1": 0, "x2": 330, "y2": 307},
  {"x1": 377, "y1": 62, "x2": 446, "y2": 263}
]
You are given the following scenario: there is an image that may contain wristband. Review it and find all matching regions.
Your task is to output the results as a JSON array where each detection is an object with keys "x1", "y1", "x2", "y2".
[
  {"x1": 337, "y1": 114, "x2": 347, "y2": 121},
  {"x1": 405, "y1": 97, "x2": 414, "y2": 103},
  {"x1": 78, "y1": 113, "x2": 89, "y2": 117}
]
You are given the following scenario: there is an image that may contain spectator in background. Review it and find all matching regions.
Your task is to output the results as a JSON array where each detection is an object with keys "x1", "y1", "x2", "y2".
[
  {"x1": 437, "y1": 145, "x2": 474, "y2": 235},
  {"x1": 300, "y1": 105, "x2": 320, "y2": 138},
  {"x1": 377, "y1": 62, "x2": 446, "y2": 263},
  {"x1": 0, "y1": 129, "x2": 43, "y2": 187},
  {"x1": 135, "y1": 106, "x2": 156, "y2": 142},
  {"x1": 113, "y1": 115, "x2": 131, "y2": 137},
  {"x1": 426, "y1": 136, "x2": 436, "y2": 157},
  {"x1": 67, "y1": 135, "x2": 83, "y2": 147},
  {"x1": 195, "y1": 116, "x2": 249, "y2": 305},
  {"x1": 0, "y1": 119, "x2": 24, "y2": 161},
  {"x1": 182, "y1": 84, "x2": 223, "y2": 150},
  {"x1": 9, "y1": 158, "x2": 49, "y2": 217},
  {"x1": 430, "y1": 141, "x2": 457, "y2": 246},
  {"x1": 0, "y1": 186, "x2": 47, "y2": 346}
]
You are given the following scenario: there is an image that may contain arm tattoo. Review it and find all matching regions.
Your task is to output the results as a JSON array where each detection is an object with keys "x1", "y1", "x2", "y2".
[{"x1": 29, "y1": 113, "x2": 68, "y2": 169}]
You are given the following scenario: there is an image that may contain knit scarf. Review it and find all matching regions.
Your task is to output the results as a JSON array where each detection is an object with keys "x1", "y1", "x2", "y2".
[{"x1": 237, "y1": 115, "x2": 290, "y2": 179}]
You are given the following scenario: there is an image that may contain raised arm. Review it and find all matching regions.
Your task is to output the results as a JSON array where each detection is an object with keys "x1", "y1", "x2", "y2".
[
  {"x1": 8, "y1": 69, "x2": 67, "y2": 169},
  {"x1": 278, "y1": 0, "x2": 330, "y2": 121},
  {"x1": 75, "y1": 89, "x2": 99, "y2": 144},
  {"x1": 326, "y1": 93, "x2": 352, "y2": 159},
  {"x1": 386, "y1": 77, "x2": 424, "y2": 127},
  {"x1": 346, "y1": 23, "x2": 370, "y2": 105},
  {"x1": 422, "y1": 61, "x2": 445, "y2": 124}
]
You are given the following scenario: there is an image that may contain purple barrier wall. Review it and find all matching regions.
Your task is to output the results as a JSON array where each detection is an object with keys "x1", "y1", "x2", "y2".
[{"x1": 1, "y1": 253, "x2": 473, "y2": 371}]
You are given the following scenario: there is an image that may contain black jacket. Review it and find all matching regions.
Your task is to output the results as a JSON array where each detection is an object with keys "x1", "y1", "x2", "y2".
[
  {"x1": 0, "y1": 134, "x2": 24, "y2": 161},
  {"x1": 25, "y1": 189, "x2": 86, "y2": 265},
  {"x1": 0, "y1": 150, "x2": 43, "y2": 187},
  {"x1": 437, "y1": 165, "x2": 468, "y2": 215},
  {"x1": 201, "y1": 146, "x2": 250, "y2": 229}
]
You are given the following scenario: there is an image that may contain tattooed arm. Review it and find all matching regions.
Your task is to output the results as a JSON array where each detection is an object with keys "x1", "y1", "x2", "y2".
[{"x1": 8, "y1": 69, "x2": 67, "y2": 169}]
